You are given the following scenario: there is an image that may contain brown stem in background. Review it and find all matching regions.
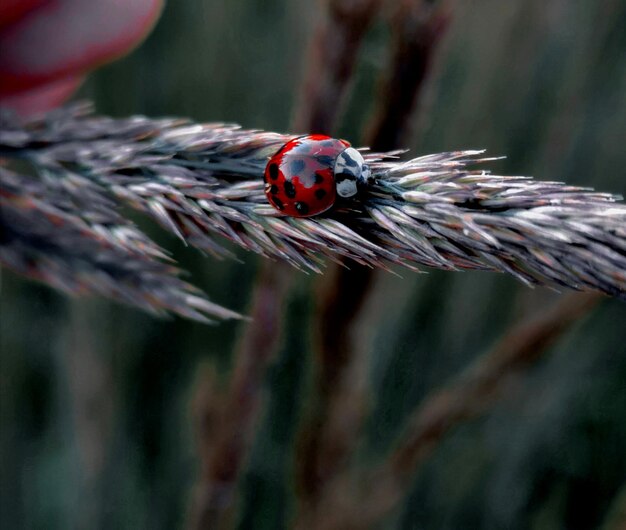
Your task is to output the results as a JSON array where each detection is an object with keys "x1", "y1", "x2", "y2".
[
  {"x1": 388, "y1": 293, "x2": 600, "y2": 480},
  {"x1": 294, "y1": 0, "x2": 451, "y2": 517},
  {"x1": 303, "y1": 292, "x2": 602, "y2": 530},
  {"x1": 189, "y1": 1, "x2": 380, "y2": 528},
  {"x1": 291, "y1": 0, "x2": 383, "y2": 134},
  {"x1": 64, "y1": 302, "x2": 115, "y2": 529},
  {"x1": 365, "y1": 0, "x2": 450, "y2": 151},
  {"x1": 188, "y1": 264, "x2": 292, "y2": 530},
  {"x1": 601, "y1": 481, "x2": 626, "y2": 530}
]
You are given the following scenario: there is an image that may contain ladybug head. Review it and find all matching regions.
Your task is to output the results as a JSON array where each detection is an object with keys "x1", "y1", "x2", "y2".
[{"x1": 333, "y1": 147, "x2": 371, "y2": 198}]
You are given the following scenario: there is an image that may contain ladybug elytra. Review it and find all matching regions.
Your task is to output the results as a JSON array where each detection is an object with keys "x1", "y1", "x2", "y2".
[{"x1": 264, "y1": 134, "x2": 370, "y2": 217}]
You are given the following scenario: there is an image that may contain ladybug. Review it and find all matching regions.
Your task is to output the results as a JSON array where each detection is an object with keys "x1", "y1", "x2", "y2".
[{"x1": 264, "y1": 134, "x2": 371, "y2": 217}]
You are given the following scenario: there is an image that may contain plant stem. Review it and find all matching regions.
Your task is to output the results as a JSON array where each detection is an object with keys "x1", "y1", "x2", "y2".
[
  {"x1": 188, "y1": 264, "x2": 292, "y2": 530},
  {"x1": 289, "y1": 0, "x2": 384, "y2": 508},
  {"x1": 304, "y1": 291, "x2": 602, "y2": 530},
  {"x1": 291, "y1": 0, "x2": 383, "y2": 134},
  {"x1": 294, "y1": 0, "x2": 451, "y2": 518},
  {"x1": 365, "y1": 0, "x2": 450, "y2": 151},
  {"x1": 188, "y1": 0, "x2": 381, "y2": 527},
  {"x1": 601, "y1": 481, "x2": 626, "y2": 530}
]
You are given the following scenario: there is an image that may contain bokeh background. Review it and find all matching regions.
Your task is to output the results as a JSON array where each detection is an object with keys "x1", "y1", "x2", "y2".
[{"x1": 1, "y1": 0, "x2": 626, "y2": 529}]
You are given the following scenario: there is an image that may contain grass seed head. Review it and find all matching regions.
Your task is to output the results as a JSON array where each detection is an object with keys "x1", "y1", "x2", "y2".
[{"x1": 1, "y1": 102, "x2": 625, "y2": 320}]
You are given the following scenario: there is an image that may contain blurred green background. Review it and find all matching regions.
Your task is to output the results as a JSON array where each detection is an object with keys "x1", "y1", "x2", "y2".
[{"x1": 1, "y1": 0, "x2": 626, "y2": 529}]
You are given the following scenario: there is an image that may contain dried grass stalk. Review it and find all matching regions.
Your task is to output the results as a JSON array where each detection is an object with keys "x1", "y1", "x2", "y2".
[
  {"x1": 295, "y1": 0, "x2": 453, "y2": 514},
  {"x1": 302, "y1": 291, "x2": 602, "y2": 530},
  {"x1": 0, "y1": 165, "x2": 239, "y2": 322},
  {"x1": 1, "y1": 102, "x2": 625, "y2": 320}
]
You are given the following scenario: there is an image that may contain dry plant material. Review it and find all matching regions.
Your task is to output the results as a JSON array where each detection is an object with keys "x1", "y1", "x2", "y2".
[
  {"x1": 188, "y1": 1, "x2": 385, "y2": 525},
  {"x1": 188, "y1": 265, "x2": 292, "y2": 530},
  {"x1": 302, "y1": 292, "x2": 603, "y2": 530},
  {"x1": 1, "y1": 102, "x2": 625, "y2": 321},
  {"x1": 365, "y1": 0, "x2": 450, "y2": 151},
  {"x1": 296, "y1": 0, "x2": 453, "y2": 512},
  {"x1": 291, "y1": 0, "x2": 382, "y2": 133},
  {"x1": 601, "y1": 482, "x2": 626, "y2": 530},
  {"x1": 0, "y1": 165, "x2": 238, "y2": 322}
]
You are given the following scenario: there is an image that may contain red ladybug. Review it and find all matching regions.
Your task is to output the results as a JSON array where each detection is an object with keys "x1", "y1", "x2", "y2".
[{"x1": 264, "y1": 134, "x2": 370, "y2": 217}]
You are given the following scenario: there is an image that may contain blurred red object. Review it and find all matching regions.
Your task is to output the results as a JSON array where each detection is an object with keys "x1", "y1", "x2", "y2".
[{"x1": 0, "y1": 0, "x2": 163, "y2": 115}]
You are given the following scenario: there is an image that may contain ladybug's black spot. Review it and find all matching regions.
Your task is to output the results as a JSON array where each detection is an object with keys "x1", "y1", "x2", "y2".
[
  {"x1": 270, "y1": 184, "x2": 279, "y2": 195},
  {"x1": 343, "y1": 153, "x2": 358, "y2": 167},
  {"x1": 284, "y1": 181, "x2": 297, "y2": 198},
  {"x1": 269, "y1": 163, "x2": 279, "y2": 180},
  {"x1": 315, "y1": 189, "x2": 327, "y2": 200},
  {"x1": 273, "y1": 197, "x2": 284, "y2": 210},
  {"x1": 314, "y1": 172, "x2": 324, "y2": 184},
  {"x1": 295, "y1": 202, "x2": 309, "y2": 215},
  {"x1": 335, "y1": 172, "x2": 352, "y2": 183}
]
